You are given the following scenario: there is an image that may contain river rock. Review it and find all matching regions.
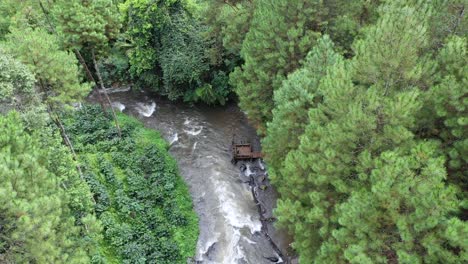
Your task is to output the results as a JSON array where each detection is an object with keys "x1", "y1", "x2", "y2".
[
  {"x1": 240, "y1": 164, "x2": 247, "y2": 172},
  {"x1": 264, "y1": 256, "x2": 279, "y2": 262}
]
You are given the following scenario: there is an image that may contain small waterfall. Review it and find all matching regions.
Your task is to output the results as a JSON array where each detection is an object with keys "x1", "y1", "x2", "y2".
[{"x1": 135, "y1": 101, "x2": 156, "y2": 117}]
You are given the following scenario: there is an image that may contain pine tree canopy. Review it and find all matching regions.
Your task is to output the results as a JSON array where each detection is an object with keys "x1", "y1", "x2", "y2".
[{"x1": 0, "y1": 112, "x2": 98, "y2": 263}]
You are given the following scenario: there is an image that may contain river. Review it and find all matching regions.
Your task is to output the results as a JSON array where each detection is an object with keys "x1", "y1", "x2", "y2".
[{"x1": 99, "y1": 89, "x2": 291, "y2": 264}]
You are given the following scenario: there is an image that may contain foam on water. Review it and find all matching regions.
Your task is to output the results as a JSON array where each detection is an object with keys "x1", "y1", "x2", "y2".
[
  {"x1": 184, "y1": 118, "x2": 191, "y2": 125},
  {"x1": 214, "y1": 178, "x2": 261, "y2": 233},
  {"x1": 184, "y1": 118, "x2": 204, "y2": 136},
  {"x1": 111, "y1": 101, "x2": 125, "y2": 112},
  {"x1": 197, "y1": 232, "x2": 221, "y2": 260},
  {"x1": 184, "y1": 126, "x2": 203, "y2": 136},
  {"x1": 244, "y1": 164, "x2": 255, "y2": 177},
  {"x1": 103, "y1": 86, "x2": 131, "y2": 93},
  {"x1": 223, "y1": 228, "x2": 245, "y2": 264},
  {"x1": 169, "y1": 133, "x2": 178, "y2": 146},
  {"x1": 258, "y1": 159, "x2": 265, "y2": 171},
  {"x1": 243, "y1": 237, "x2": 257, "y2": 245},
  {"x1": 207, "y1": 169, "x2": 262, "y2": 264},
  {"x1": 135, "y1": 101, "x2": 156, "y2": 117}
]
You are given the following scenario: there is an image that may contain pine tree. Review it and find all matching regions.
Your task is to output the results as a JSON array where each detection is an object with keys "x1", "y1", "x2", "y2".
[
  {"x1": 263, "y1": 35, "x2": 340, "y2": 187},
  {"x1": 275, "y1": 56, "x2": 369, "y2": 261},
  {"x1": 51, "y1": 0, "x2": 121, "y2": 53},
  {"x1": 0, "y1": 50, "x2": 36, "y2": 111},
  {"x1": 230, "y1": 0, "x2": 325, "y2": 132},
  {"x1": 272, "y1": 1, "x2": 467, "y2": 262},
  {"x1": 3, "y1": 27, "x2": 91, "y2": 105},
  {"x1": 0, "y1": 0, "x2": 45, "y2": 39},
  {"x1": 352, "y1": 1, "x2": 432, "y2": 90},
  {"x1": 316, "y1": 142, "x2": 466, "y2": 263},
  {"x1": 0, "y1": 112, "x2": 99, "y2": 263},
  {"x1": 425, "y1": 36, "x2": 467, "y2": 194},
  {"x1": 324, "y1": 0, "x2": 381, "y2": 54}
]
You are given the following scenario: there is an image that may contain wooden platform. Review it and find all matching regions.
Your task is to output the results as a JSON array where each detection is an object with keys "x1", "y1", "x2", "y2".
[{"x1": 231, "y1": 142, "x2": 263, "y2": 162}]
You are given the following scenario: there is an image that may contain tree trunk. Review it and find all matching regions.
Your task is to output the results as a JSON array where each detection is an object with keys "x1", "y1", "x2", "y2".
[
  {"x1": 37, "y1": 0, "x2": 106, "y2": 112},
  {"x1": 74, "y1": 49, "x2": 107, "y2": 112},
  {"x1": 47, "y1": 104, "x2": 84, "y2": 180},
  {"x1": 92, "y1": 49, "x2": 122, "y2": 137}
]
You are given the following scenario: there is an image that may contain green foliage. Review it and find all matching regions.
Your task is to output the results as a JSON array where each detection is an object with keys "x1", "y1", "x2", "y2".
[
  {"x1": 316, "y1": 142, "x2": 465, "y2": 263},
  {"x1": 0, "y1": 112, "x2": 100, "y2": 263},
  {"x1": 263, "y1": 35, "x2": 340, "y2": 173},
  {"x1": 189, "y1": 71, "x2": 229, "y2": 105},
  {"x1": 201, "y1": 0, "x2": 254, "y2": 67},
  {"x1": 98, "y1": 47, "x2": 131, "y2": 87},
  {"x1": 324, "y1": 0, "x2": 381, "y2": 54},
  {"x1": 265, "y1": 1, "x2": 467, "y2": 262},
  {"x1": 230, "y1": 0, "x2": 324, "y2": 132},
  {"x1": 425, "y1": 36, "x2": 468, "y2": 191},
  {"x1": 52, "y1": 0, "x2": 121, "y2": 53},
  {"x1": 425, "y1": 0, "x2": 467, "y2": 48},
  {"x1": 120, "y1": 0, "x2": 238, "y2": 104},
  {"x1": 0, "y1": 0, "x2": 21, "y2": 38},
  {"x1": 121, "y1": 0, "x2": 204, "y2": 99},
  {"x1": 64, "y1": 105, "x2": 198, "y2": 263},
  {"x1": 230, "y1": 0, "x2": 379, "y2": 132},
  {"x1": 0, "y1": 0, "x2": 46, "y2": 39},
  {"x1": 3, "y1": 27, "x2": 91, "y2": 105},
  {"x1": 0, "y1": 50, "x2": 36, "y2": 110},
  {"x1": 159, "y1": 8, "x2": 209, "y2": 99},
  {"x1": 352, "y1": 1, "x2": 432, "y2": 89}
]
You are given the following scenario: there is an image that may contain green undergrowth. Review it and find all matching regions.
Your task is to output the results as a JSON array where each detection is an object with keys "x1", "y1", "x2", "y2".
[{"x1": 63, "y1": 105, "x2": 198, "y2": 264}]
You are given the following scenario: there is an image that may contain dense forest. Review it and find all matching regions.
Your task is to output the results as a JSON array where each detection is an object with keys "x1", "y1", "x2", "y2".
[{"x1": 0, "y1": 0, "x2": 467, "y2": 263}]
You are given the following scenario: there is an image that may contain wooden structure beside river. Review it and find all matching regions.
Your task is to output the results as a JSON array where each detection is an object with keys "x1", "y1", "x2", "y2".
[{"x1": 231, "y1": 136, "x2": 263, "y2": 163}]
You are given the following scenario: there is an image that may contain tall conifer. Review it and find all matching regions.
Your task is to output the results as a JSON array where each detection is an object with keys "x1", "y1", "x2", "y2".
[
  {"x1": 230, "y1": 0, "x2": 325, "y2": 132},
  {"x1": 263, "y1": 35, "x2": 340, "y2": 189}
]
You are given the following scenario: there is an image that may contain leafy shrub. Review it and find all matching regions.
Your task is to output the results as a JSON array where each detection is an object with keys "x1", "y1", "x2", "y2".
[{"x1": 64, "y1": 105, "x2": 198, "y2": 263}]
